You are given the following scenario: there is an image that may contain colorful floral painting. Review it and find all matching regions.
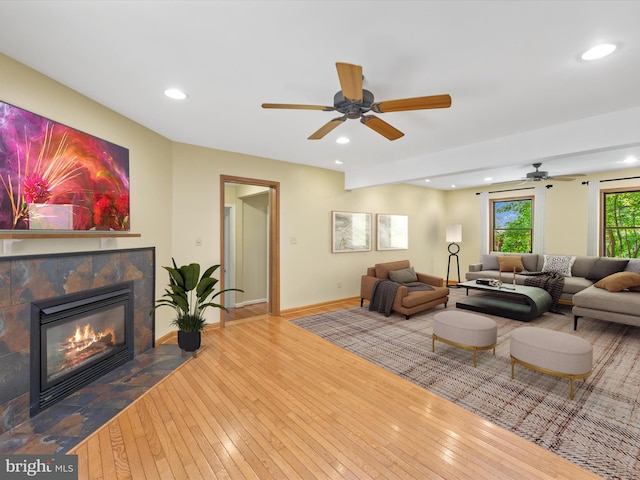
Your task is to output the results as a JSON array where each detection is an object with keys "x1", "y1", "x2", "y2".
[{"x1": 0, "y1": 100, "x2": 130, "y2": 230}]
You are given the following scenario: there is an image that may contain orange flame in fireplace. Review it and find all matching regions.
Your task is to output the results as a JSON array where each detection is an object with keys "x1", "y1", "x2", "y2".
[{"x1": 60, "y1": 323, "x2": 116, "y2": 354}]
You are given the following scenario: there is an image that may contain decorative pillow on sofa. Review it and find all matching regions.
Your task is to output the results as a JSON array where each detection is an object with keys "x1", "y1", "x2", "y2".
[
  {"x1": 594, "y1": 271, "x2": 640, "y2": 292},
  {"x1": 586, "y1": 258, "x2": 630, "y2": 281},
  {"x1": 497, "y1": 256, "x2": 524, "y2": 272},
  {"x1": 541, "y1": 255, "x2": 576, "y2": 277},
  {"x1": 388, "y1": 267, "x2": 418, "y2": 283}
]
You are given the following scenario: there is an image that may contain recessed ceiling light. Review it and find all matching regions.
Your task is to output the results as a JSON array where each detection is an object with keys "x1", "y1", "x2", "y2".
[
  {"x1": 424, "y1": 179, "x2": 430, "y2": 183},
  {"x1": 336, "y1": 137, "x2": 350, "y2": 144},
  {"x1": 623, "y1": 155, "x2": 638, "y2": 164},
  {"x1": 484, "y1": 177, "x2": 493, "y2": 182},
  {"x1": 451, "y1": 184, "x2": 456, "y2": 188},
  {"x1": 334, "y1": 159, "x2": 344, "y2": 165},
  {"x1": 581, "y1": 43, "x2": 616, "y2": 61},
  {"x1": 164, "y1": 88, "x2": 188, "y2": 100}
]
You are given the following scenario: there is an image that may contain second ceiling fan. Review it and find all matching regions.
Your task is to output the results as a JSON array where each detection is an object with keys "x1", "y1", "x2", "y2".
[{"x1": 262, "y1": 62, "x2": 452, "y2": 141}]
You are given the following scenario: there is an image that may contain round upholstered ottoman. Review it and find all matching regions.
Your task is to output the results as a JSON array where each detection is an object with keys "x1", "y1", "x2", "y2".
[
  {"x1": 510, "y1": 327, "x2": 593, "y2": 399},
  {"x1": 432, "y1": 311, "x2": 498, "y2": 367}
]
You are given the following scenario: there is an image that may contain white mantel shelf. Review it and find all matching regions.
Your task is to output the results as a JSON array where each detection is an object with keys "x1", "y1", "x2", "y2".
[
  {"x1": 0, "y1": 232, "x2": 141, "y2": 239},
  {"x1": 0, "y1": 232, "x2": 141, "y2": 253}
]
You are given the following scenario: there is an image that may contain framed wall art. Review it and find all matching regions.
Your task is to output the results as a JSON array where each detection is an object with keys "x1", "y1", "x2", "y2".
[
  {"x1": 376, "y1": 214, "x2": 408, "y2": 250},
  {"x1": 0, "y1": 100, "x2": 130, "y2": 231},
  {"x1": 332, "y1": 211, "x2": 371, "y2": 253}
]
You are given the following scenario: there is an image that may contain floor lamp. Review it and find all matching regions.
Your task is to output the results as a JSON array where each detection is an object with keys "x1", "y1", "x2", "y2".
[{"x1": 446, "y1": 224, "x2": 462, "y2": 287}]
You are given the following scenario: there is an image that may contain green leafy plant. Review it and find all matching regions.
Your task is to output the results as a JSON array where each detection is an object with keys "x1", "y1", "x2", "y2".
[{"x1": 150, "y1": 258, "x2": 242, "y2": 332}]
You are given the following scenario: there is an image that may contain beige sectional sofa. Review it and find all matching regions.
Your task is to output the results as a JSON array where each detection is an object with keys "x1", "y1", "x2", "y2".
[{"x1": 465, "y1": 253, "x2": 640, "y2": 329}]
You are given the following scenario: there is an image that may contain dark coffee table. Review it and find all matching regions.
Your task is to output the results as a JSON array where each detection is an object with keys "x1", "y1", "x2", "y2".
[{"x1": 457, "y1": 280, "x2": 552, "y2": 321}]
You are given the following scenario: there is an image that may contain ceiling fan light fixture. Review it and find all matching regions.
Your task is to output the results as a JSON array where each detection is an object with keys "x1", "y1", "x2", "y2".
[
  {"x1": 581, "y1": 43, "x2": 616, "y2": 61},
  {"x1": 164, "y1": 88, "x2": 188, "y2": 100}
]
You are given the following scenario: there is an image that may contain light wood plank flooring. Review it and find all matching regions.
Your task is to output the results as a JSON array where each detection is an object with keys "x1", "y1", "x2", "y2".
[
  {"x1": 69, "y1": 299, "x2": 601, "y2": 479},
  {"x1": 224, "y1": 302, "x2": 269, "y2": 323}
]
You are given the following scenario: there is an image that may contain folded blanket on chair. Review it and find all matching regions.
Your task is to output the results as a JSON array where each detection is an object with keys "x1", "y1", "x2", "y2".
[{"x1": 369, "y1": 279, "x2": 400, "y2": 317}]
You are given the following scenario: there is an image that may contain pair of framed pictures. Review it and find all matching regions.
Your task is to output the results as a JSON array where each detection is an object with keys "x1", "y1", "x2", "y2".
[{"x1": 331, "y1": 211, "x2": 408, "y2": 253}]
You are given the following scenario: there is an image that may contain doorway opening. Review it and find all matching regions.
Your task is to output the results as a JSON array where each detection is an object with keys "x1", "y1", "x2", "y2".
[{"x1": 220, "y1": 175, "x2": 280, "y2": 327}]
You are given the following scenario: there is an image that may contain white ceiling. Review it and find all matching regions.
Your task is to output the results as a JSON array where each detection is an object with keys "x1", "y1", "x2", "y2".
[{"x1": 0, "y1": 1, "x2": 639, "y2": 190}]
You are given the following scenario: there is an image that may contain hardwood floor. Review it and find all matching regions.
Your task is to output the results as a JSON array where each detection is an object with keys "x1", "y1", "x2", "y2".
[
  {"x1": 223, "y1": 302, "x2": 269, "y2": 322},
  {"x1": 69, "y1": 298, "x2": 600, "y2": 479}
]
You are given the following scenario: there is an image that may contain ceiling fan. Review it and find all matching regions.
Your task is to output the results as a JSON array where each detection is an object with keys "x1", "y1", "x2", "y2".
[
  {"x1": 521, "y1": 163, "x2": 585, "y2": 183},
  {"x1": 261, "y1": 62, "x2": 452, "y2": 141}
]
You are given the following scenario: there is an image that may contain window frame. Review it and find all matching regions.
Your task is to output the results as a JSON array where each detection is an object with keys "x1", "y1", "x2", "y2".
[
  {"x1": 490, "y1": 195, "x2": 534, "y2": 253},
  {"x1": 600, "y1": 186, "x2": 640, "y2": 258}
]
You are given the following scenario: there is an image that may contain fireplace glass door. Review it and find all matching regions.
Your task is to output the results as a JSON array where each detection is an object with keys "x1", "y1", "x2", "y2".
[{"x1": 43, "y1": 304, "x2": 126, "y2": 388}]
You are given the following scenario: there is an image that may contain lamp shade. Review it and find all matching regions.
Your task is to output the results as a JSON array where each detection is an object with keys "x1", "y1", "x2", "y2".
[{"x1": 446, "y1": 224, "x2": 462, "y2": 243}]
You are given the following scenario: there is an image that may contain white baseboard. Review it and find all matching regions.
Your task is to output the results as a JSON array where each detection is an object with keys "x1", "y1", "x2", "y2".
[{"x1": 234, "y1": 298, "x2": 267, "y2": 308}]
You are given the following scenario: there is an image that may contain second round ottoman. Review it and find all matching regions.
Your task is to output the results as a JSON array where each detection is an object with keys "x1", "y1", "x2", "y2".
[
  {"x1": 432, "y1": 310, "x2": 498, "y2": 367},
  {"x1": 510, "y1": 326, "x2": 593, "y2": 399}
]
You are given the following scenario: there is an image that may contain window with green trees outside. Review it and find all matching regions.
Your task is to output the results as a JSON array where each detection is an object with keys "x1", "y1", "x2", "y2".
[
  {"x1": 491, "y1": 197, "x2": 533, "y2": 253},
  {"x1": 603, "y1": 188, "x2": 640, "y2": 258}
]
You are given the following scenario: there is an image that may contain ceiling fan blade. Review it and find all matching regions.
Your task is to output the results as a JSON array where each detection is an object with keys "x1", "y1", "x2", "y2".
[
  {"x1": 551, "y1": 174, "x2": 586, "y2": 181},
  {"x1": 308, "y1": 116, "x2": 346, "y2": 140},
  {"x1": 335, "y1": 62, "x2": 363, "y2": 102},
  {"x1": 360, "y1": 115, "x2": 404, "y2": 141},
  {"x1": 262, "y1": 103, "x2": 335, "y2": 111},
  {"x1": 372, "y1": 94, "x2": 452, "y2": 113}
]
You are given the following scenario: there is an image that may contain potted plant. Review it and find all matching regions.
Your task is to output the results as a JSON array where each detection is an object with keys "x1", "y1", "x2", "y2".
[{"x1": 151, "y1": 258, "x2": 242, "y2": 357}]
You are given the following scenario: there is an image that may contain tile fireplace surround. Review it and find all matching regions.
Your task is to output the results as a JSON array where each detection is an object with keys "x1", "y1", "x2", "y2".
[{"x1": 0, "y1": 247, "x2": 156, "y2": 434}]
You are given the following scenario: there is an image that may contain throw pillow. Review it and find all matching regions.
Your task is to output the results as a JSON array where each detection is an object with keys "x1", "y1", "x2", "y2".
[
  {"x1": 586, "y1": 258, "x2": 630, "y2": 281},
  {"x1": 497, "y1": 256, "x2": 524, "y2": 272},
  {"x1": 594, "y1": 271, "x2": 640, "y2": 292},
  {"x1": 480, "y1": 254, "x2": 499, "y2": 270},
  {"x1": 388, "y1": 267, "x2": 418, "y2": 283},
  {"x1": 541, "y1": 255, "x2": 577, "y2": 277}
]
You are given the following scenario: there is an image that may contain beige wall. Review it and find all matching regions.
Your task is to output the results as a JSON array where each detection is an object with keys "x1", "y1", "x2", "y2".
[
  {"x1": 0, "y1": 53, "x2": 175, "y2": 338},
  {"x1": 446, "y1": 167, "x2": 640, "y2": 275},
  {"x1": 171, "y1": 142, "x2": 448, "y2": 320}
]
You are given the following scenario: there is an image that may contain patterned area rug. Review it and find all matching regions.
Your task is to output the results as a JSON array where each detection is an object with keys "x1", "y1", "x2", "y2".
[{"x1": 292, "y1": 292, "x2": 640, "y2": 480}]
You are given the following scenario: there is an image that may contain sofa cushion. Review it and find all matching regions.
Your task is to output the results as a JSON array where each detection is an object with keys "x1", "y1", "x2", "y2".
[
  {"x1": 573, "y1": 285, "x2": 640, "y2": 316},
  {"x1": 570, "y1": 256, "x2": 599, "y2": 278},
  {"x1": 497, "y1": 256, "x2": 524, "y2": 272},
  {"x1": 481, "y1": 254, "x2": 500, "y2": 270},
  {"x1": 594, "y1": 271, "x2": 640, "y2": 292},
  {"x1": 520, "y1": 254, "x2": 539, "y2": 272},
  {"x1": 375, "y1": 260, "x2": 410, "y2": 279},
  {"x1": 625, "y1": 259, "x2": 640, "y2": 274},
  {"x1": 401, "y1": 288, "x2": 447, "y2": 308},
  {"x1": 562, "y1": 276, "x2": 594, "y2": 295},
  {"x1": 388, "y1": 267, "x2": 418, "y2": 283},
  {"x1": 542, "y1": 255, "x2": 576, "y2": 277},
  {"x1": 586, "y1": 258, "x2": 630, "y2": 281}
]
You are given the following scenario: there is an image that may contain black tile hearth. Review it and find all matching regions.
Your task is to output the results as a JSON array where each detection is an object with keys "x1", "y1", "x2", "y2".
[{"x1": 0, "y1": 344, "x2": 188, "y2": 455}]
